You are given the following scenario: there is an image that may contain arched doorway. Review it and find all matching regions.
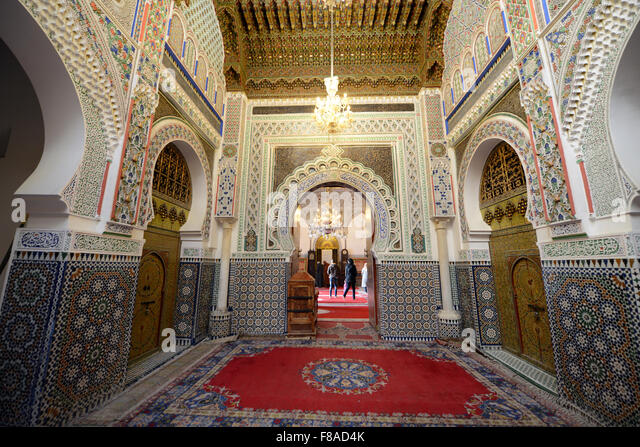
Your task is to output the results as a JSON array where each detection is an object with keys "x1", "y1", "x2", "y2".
[
  {"x1": 315, "y1": 236, "x2": 340, "y2": 285},
  {"x1": 480, "y1": 142, "x2": 555, "y2": 373},
  {"x1": 0, "y1": 38, "x2": 44, "y2": 284},
  {"x1": 129, "y1": 143, "x2": 193, "y2": 362},
  {"x1": 270, "y1": 157, "x2": 398, "y2": 333},
  {"x1": 291, "y1": 181, "x2": 376, "y2": 324}
]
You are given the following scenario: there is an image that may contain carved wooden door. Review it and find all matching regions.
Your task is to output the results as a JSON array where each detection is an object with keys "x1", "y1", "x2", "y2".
[
  {"x1": 129, "y1": 252, "x2": 166, "y2": 361},
  {"x1": 510, "y1": 256, "x2": 555, "y2": 373}
]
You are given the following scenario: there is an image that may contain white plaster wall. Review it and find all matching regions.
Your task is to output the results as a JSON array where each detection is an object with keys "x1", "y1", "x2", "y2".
[
  {"x1": 0, "y1": 38, "x2": 44, "y2": 276},
  {"x1": 0, "y1": 1, "x2": 84, "y2": 212},
  {"x1": 610, "y1": 25, "x2": 640, "y2": 190}
]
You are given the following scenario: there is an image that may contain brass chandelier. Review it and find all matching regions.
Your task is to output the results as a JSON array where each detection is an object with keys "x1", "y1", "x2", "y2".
[
  {"x1": 314, "y1": 1, "x2": 353, "y2": 133},
  {"x1": 309, "y1": 206, "x2": 345, "y2": 240}
]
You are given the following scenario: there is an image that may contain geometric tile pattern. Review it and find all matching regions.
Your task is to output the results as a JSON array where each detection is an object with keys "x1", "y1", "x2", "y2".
[
  {"x1": 209, "y1": 311, "x2": 232, "y2": 340},
  {"x1": 195, "y1": 263, "x2": 217, "y2": 343},
  {"x1": 450, "y1": 262, "x2": 460, "y2": 310},
  {"x1": 0, "y1": 256, "x2": 139, "y2": 426},
  {"x1": 455, "y1": 264, "x2": 478, "y2": 335},
  {"x1": 438, "y1": 318, "x2": 462, "y2": 339},
  {"x1": 174, "y1": 262, "x2": 201, "y2": 342},
  {"x1": 228, "y1": 260, "x2": 289, "y2": 336},
  {"x1": 0, "y1": 259, "x2": 64, "y2": 426},
  {"x1": 471, "y1": 264, "x2": 502, "y2": 347},
  {"x1": 37, "y1": 260, "x2": 139, "y2": 426},
  {"x1": 431, "y1": 157, "x2": 456, "y2": 217},
  {"x1": 542, "y1": 259, "x2": 640, "y2": 426},
  {"x1": 377, "y1": 262, "x2": 442, "y2": 341}
]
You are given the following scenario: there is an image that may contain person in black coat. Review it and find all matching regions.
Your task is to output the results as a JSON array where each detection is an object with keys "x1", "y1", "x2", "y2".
[
  {"x1": 343, "y1": 258, "x2": 358, "y2": 300},
  {"x1": 315, "y1": 261, "x2": 324, "y2": 287}
]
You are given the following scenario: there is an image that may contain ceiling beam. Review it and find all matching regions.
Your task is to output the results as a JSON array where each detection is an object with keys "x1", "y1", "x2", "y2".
[
  {"x1": 411, "y1": 0, "x2": 426, "y2": 28},
  {"x1": 277, "y1": 0, "x2": 288, "y2": 30},
  {"x1": 252, "y1": 1, "x2": 267, "y2": 32},
  {"x1": 266, "y1": 1, "x2": 278, "y2": 31},
  {"x1": 241, "y1": 2, "x2": 255, "y2": 32},
  {"x1": 378, "y1": 0, "x2": 390, "y2": 28},
  {"x1": 399, "y1": 0, "x2": 414, "y2": 28},
  {"x1": 389, "y1": 0, "x2": 401, "y2": 27},
  {"x1": 311, "y1": 0, "x2": 319, "y2": 29},
  {"x1": 344, "y1": 0, "x2": 353, "y2": 26},
  {"x1": 356, "y1": 0, "x2": 365, "y2": 28}
]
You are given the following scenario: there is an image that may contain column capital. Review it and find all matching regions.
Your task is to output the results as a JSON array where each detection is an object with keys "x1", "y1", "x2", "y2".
[
  {"x1": 431, "y1": 216, "x2": 454, "y2": 229},
  {"x1": 215, "y1": 217, "x2": 237, "y2": 229}
]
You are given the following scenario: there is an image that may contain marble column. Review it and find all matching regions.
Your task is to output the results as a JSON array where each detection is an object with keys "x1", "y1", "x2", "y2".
[
  {"x1": 433, "y1": 217, "x2": 461, "y2": 338},
  {"x1": 210, "y1": 218, "x2": 234, "y2": 338}
]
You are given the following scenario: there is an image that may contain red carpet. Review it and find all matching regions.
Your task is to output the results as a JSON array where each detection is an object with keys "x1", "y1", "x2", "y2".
[
  {"x1": 119, "y1": 339, "x2": 587, "y2": 426},
  {"x1": 203, "y1": 346, "x2": 489, "y2": 415},
  {"x1": 317, "y1": 287, "x2": 368, "y2": 304},
  {"x1": 318, "y1": 305, "x2": 369, "y2": 320}
]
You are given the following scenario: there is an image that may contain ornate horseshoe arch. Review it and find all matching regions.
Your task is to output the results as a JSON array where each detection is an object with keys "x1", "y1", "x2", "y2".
[
  {"x1": 458, "y1": 114, "x2": 543, "y2": 239},
  {"x1": 138, "y1": 117, "x2": 213, "y2": 238},
  {"x1": 268, "y1": 156, "x2": 401, "y2": 255}
]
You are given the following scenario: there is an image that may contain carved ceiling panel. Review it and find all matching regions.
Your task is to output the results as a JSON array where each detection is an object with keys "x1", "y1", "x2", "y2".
[{"x1": 213, "y1": 0, "x2": 451, "y2": 97}]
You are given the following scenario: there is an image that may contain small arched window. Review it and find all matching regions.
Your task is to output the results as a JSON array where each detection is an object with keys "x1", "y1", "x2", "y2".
[
  {"x1": 153, "y1": 143, "x2": 192, "y2": 209},
  {"x1": 488, "y1": 8, "x2": 507, "y2": 55},
  {"x1": 474, "y1": 32, "x2": 490, "y2": 71}
]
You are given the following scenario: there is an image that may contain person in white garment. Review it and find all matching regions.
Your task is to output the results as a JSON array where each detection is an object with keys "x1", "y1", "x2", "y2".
[{"x1": 361, "y1": 263, "x2": 368, "y2": 293}]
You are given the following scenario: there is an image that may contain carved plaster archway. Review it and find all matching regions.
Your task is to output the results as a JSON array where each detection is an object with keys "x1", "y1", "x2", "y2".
[
  {"x1": 458, "y1": 114, "x2": 543, "y2": 240},
  {"x1": 1, "y1": 0, "x2": 126, "y2": 219},
  {"x1": 139, "y1": 117, "x2": 213, "y2": 238},
  {"x1": 559, "y1": 0, "x2": 640, "y2": 216},
  {"x1": 269, "y1": 157, "x2": 400, "y2": 255}
]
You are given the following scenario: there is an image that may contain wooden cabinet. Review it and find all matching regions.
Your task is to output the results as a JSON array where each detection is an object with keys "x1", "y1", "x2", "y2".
[{"x1": 287, "y1": 271, "x2": 318, "y2": 337}]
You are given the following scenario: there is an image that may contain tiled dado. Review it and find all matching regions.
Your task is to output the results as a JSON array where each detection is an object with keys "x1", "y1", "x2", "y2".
[
  {"x1": 438, "y1": 318, "x2": 462, "y2": 339},
  {"x1": 542, "y1": 258, "x2": 640, "y2": 426},
  {"x1": 228, "y1": 259, "x2": 290, "y2": 336},
  {"x1": 471, "y1": 263, "x2": 502, "y2": 347},
  {"x1": 376, "y1": 261, "x2": 441, "y2": 341},
  {"x1": 456, "y1": 261, "x2": 502, "y2": 348},
  {"x1": 174, "y1": 260, "x2": 219, "y2": 346},
  {"x1": 0, "y1": 253, "x2": 140, "y2": 426}
]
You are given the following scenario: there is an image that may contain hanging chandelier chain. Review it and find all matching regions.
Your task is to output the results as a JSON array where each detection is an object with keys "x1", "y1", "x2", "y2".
[
  {"x1": 330, "y1": 7, "x2": 334, "y2": 78},
  {"x1": 314, "y1": 0, "x2": 352, "y2": 134}
]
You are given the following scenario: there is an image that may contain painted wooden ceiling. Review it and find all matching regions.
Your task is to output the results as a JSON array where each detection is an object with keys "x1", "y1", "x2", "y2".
[{"x1": 213, "y1": 0, "x2": 452, "y2": 97}]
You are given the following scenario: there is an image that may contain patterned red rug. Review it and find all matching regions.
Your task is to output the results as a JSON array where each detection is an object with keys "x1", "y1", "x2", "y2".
[
  {"x1": 316, "y1": 322, "x2": 379, "y2": 341},
  {"x1": 118, "y1": 339, "x2": 584, "y2": 426},
  {"x1": 318, "y1": 305, "x2": 369, "y2": 320},
  {"x1": 317, "y1": 287, "x2": 368, "y2": 304}
]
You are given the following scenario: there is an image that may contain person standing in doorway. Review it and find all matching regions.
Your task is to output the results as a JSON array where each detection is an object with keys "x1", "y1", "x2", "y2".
[
  {"x1": 315, "y1": 261, "x2": 324, "y2": 288},
  {"x1": 361, "y1": 263, "x2": 368, "y2": 293},
  {"x1": 328, "y1": 260, "x2": 338, "y2": 297},
  {"x1": 343, "y1": 258, "x2": 358, "y2": 300}
]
